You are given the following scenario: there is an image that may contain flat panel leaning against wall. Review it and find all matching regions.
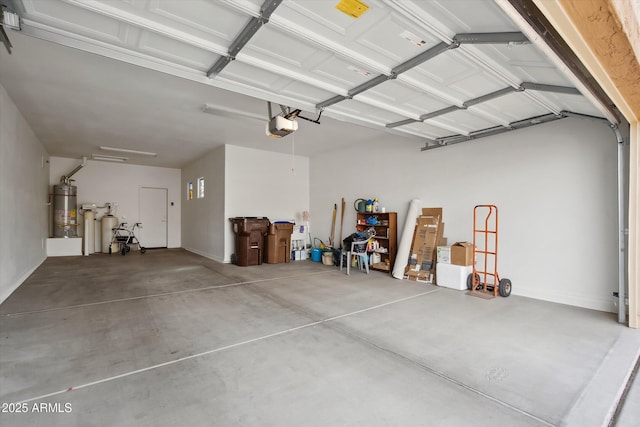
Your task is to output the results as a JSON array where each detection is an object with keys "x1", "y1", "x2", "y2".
[
  {"x1": 49, "y1": 157, "x2": 181, "y2": 249},
  {"x1": 310, "y1": 118, "x2": 617, "y2": 312}
]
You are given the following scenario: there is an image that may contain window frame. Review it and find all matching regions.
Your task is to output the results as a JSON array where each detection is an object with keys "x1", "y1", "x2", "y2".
[{"x1": 197, "y1": 177, "x2": 205, "y2": 199}]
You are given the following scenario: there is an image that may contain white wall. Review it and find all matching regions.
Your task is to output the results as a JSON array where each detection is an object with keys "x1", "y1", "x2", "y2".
[
  {"x1": 181, "y1": 144, "x2": 310, "y2": 263},
  {"x1": 49, "y1": 157, "x2": 181, "y2": 248},
  {"x1": 0, "y1": 83, "x2": 49, "y2": 303},
  {"x1": 224, "y1": 145, "x2": 310, "y2": 262},
  {"x1": 181, "y1": 145, "x2": 225, "y2": 261},
  {"x1": 311, "y1": 118, "x2": 618, "y2": 312}
]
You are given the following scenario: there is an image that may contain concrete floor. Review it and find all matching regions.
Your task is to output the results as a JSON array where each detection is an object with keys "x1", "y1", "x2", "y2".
[{"x1": 1, "y1": 248, "x2": 638, "y2": 427}]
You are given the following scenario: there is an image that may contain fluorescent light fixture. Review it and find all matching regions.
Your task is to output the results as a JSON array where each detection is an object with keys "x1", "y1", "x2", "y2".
[
  {"x1": 92, "y1": 154, "x2": 127, "y2": 162},
  {"x1": 99, "y1": 146, "x2": 157, "y2": 157}
]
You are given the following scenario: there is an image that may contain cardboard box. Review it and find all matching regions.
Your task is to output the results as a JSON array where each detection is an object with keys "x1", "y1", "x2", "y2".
[
  {"x1": 403, "y1": 208, "x2": 445, "y2": 283},
  {"x1": 451, "y1": 241, "x2": 474, "y2": 266},
  {"x1": 404, "y1": 214, "x2": 439, "y2": 282},
  {"x1": 436, "y1": 263, "x2": 473, "y2": 290},
  {"x1": 409, "y1": 271, "x2": 433, "y2": 283},
  {"x1": 436, "y1": 246, "x2": 451, "y2": 264},
  {"x1": 421, "y1": 208, "x2": 442, "y2": 218},
  {"x1": 422, "y1": 208, "x2": 444, "y2": 277}
]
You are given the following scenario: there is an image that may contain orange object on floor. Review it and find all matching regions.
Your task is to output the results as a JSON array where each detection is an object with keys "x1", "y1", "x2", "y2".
[{"x1": 468, "y1": 205, "x2": 512, "y2": 298}]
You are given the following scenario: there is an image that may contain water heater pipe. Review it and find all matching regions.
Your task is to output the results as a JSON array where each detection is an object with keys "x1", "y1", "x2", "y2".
[{"x1": 60, "y1": 156, "x2": 87, "y2": 184}]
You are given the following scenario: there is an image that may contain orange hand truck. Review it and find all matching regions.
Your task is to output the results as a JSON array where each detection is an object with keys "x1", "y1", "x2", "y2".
[{"x1": 467, "y1": 205, "x2": 511, "y2": 297}]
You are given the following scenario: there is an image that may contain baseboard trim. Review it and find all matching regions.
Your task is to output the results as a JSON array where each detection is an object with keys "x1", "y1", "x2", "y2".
[
  {"x1": 514, "y1": 287, "x2": 616, "y2": 313},
  {"x1": 182, "y1": 247, "x2": 226, "y2": 263},
  {"x1": 0, "y1": 255, "x2": 46, "y2": 304}
]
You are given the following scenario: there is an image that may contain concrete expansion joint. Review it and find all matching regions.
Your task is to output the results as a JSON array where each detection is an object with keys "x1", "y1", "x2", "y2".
[
  {"x1": 12, "y1": 285, "x2": 440, "y2": 407},
  {"x1": 0, "y1": 270, "x2": 332, "y2": 318},
  {"x1": 324, "y1": 321, "x2": 554, "y2": 427}
]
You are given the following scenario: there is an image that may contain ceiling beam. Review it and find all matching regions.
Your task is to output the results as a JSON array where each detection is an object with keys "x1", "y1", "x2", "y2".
[
  {"x1": 499, "y1": 0, "x2": 620, "y2": 123},
  {"x1": 386, "y1": 1, "x2": 535, "y2": 96},
  {"x1": 463, "y1": 87, "x2": 520, "y2": 108},
  {"x1": 453, "y1": 32, "x2": 530, "y2": 44},
  {"x1": 207, "y1": 0, "x2": 283, "y2": 77},
  {"x1": 348, "y1": 74, "x2": 393, "y2": 98},
  {"x1": 315, "y1": 32, "x2": 527, "y2": 118},
  {"x1": 385, "y1": 118, "x2": 419, "y2": 129},
  {"x1": 419, "y1": 106, "x2": 463, "y2": 122},
  {"x1": 316, "y1": 95, "x2": 348, "y2": 110},
  {"x1": 314, "y1": 41, "x2": 455, "y2": 111},
  {"x1": 391, "y1": 41, "x2": 454, "y2": 75},
  {"x1": 520, "y1": 82, "x2": 581, "y2": 95},
  {"x1": 421, "y1": 113, "x2": 564, "y2": 150},
  {"x1": 389, "y1": 82, "x2": 571, "y2": 130}
]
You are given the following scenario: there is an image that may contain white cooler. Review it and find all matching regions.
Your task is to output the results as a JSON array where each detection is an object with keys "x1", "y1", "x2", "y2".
[{"x1": 436, "y1": 263, "x2": 473, "y2": 290}]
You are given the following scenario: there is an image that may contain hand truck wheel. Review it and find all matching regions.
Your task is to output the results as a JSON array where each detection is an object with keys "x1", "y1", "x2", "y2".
[
  {"x1": 467, "y1": 273, "x2": 481, "y2": 290},
  {"x1": 498, "y1": 278, "x2": 512, "y2": 297},
  {"x1": 140, "y1": 247, "x2": 147, "y2": 254},
  {"x1": 121, "y1": 246, "x2": 127, "y2": 256}
]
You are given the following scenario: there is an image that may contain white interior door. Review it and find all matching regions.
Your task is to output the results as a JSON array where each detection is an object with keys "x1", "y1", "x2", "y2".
[{"x1": 140, "y1": 187, "x2": 168, "y2": 248}]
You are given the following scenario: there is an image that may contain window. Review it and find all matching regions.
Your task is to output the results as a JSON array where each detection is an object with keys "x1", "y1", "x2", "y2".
[
  {"x1": 187, "y1": 182, "x2": 193, "y2": 200},
  {"x1": 197, "y1": 177, "x2": 205, "y2": 199}
]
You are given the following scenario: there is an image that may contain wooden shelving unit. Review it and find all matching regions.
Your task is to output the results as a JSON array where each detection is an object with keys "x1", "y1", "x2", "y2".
[{"x1": 355, "y1": 212, "x2": 397, "y2": 273}]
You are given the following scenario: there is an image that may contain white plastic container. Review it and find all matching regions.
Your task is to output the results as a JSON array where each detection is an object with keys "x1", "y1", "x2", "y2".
[
  {"x1": 436, "y1": 263, "x2": 473, "y2": 290},
  {"x1": 101, "y1": 215, "x2": 118, "y2": 253},
  {"x1": 370, "y1": 253, "x2": 381, "y2": 265}
]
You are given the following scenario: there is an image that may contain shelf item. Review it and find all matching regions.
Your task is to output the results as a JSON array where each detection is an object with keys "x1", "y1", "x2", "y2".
[
  {"x1": 355, "y1": 212, "x2": 397, "y2": 274},
  {"x1": 372, "y1": 262, "x2": 390, "y2": 271}
]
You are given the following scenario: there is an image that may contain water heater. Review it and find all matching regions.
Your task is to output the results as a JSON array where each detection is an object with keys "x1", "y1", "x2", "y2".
[{"x1": 52, "y1": 184, "x2": 77, "y2": 238}]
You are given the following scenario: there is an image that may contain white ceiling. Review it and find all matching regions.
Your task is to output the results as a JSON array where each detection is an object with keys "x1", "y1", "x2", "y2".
[{"x1": 0, "y1": 0, "x2": 608, "y2": 168}]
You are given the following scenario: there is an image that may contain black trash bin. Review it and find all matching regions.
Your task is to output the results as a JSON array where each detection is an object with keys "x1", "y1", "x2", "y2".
[{"x1": 229, "y1": 217, "x2": 270, "y2": 266}]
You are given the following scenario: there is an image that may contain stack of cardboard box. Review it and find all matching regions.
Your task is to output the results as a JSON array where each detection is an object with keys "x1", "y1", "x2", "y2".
[
  {"x1": 436, "y1": 242, "x2": 475, "y2": 290},
  {"x1": 402, "y1": 207, "x2": 477, "y2": 288},
  {"x1": 404, "y1": 208, "x2": 447, "y2": 283}
]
